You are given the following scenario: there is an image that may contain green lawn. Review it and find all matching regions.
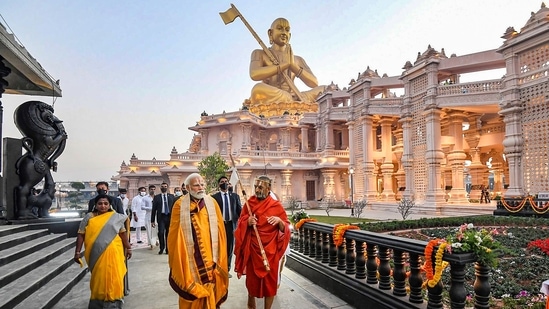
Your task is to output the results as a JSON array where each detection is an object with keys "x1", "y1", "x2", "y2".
[{"x1": 308, "y1": 215, "x2": 377, "y2": 225}]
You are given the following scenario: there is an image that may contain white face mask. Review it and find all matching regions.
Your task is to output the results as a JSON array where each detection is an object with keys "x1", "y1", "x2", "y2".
[
  {"x1": 140, "y1": 191, "x2": 147, "y2": 197},
  {"x1": 120, "y1": 194, "x2": 126, "y2": 198},
  {"x1": 175, "y1": 191, "x2": 182, "y2": 197}
]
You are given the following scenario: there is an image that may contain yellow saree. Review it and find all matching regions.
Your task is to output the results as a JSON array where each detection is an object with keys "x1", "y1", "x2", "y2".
[{"x1": 80, "y1": 211, "x2": 127, "y2": 306}]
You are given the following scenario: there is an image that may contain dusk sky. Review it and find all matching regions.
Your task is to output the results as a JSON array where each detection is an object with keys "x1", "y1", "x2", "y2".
[{"x1": 1, "y1": 0, "x2": 542, "y2": 181}]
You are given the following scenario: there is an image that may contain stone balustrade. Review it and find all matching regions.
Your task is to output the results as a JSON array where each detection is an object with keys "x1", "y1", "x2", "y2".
[{"x1": 290, "y1": 222, "x2": 491, "y2": 309}]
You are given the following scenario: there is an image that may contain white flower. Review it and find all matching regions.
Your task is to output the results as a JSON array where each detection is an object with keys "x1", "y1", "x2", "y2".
[
  {"x1": 467, "y1": 223, "x2": 474, "y2": 229},
  {"x1": 451, "y1": 242, "x2": 463, "y2": 248}
]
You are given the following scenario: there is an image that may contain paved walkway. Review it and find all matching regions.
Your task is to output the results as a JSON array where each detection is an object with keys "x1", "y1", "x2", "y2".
[{"x1": 53, "y1": 203, "x2": 495, "y2": 309}]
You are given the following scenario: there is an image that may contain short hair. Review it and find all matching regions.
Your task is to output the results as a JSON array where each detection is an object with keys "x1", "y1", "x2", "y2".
[
  {"x1": 119, "y1": 188, "x2": 127, "y2": 193},
  {"x1": 161, "y1": 182, "x2": 168, "y2": 186},
  {"x1": 96, "y1": 181, "x2": 109, "y2": 189},
  {"x1": 138, "y1": 186, "x2": 146, "y2": 191},
  {"x1": 148, "y1": 184, "x2": 156, "y2": 190},
  {"x1": 218, "y1": 176, "x2": 228, "y2": 183},
  {"x1": 184, "y1": 173, "x2": 202, "y2": 186},
  {"x1": 256, "y1": 175, "x2": 272, "y2": 187}
]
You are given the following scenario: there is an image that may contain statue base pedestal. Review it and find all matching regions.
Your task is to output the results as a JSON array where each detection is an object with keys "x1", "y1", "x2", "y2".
[{"x1": 245, "y1": 100, "x2": 318, "y2": 118}]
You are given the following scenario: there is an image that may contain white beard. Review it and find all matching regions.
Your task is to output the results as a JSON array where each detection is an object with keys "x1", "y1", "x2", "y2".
[{"x1": 190, "y1": 191, "x2": 205, "y2": 200}]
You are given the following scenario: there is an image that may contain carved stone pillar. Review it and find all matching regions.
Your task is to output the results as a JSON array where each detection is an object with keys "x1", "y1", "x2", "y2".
[
  {"x1": 240, "y1": 124, "x2": 252, "y2": 150},
  {"x1": 281, "y1": 170, "x2": 293, "y2": 202},
  {"x1": 321, "y1": 169, "x2": 337, "y2": 201},
  {"x1": 447, "y1": 112, "x2": 468, "y2": 203},
  {"x1": 423, "y1": 108, "x2": 446, "y2": 204},
  {"x1": 360, "y1": 116, "x2": 377, "y2": 200},
  {"x1": 166, "y1": 173, "x2": 183, "y2": 193},
  {"x1": 315, "y1": 124, "x2": 322, "y2": 152},
  {"x1": 238, "y1": 170, "x2": 253, "y2": 198},
  {"x1": 301, "y1": 126, "x2": 309, "y2": 152},
  {"x1": 325, "y1": 121, "x2": 334, "y2": 150},
  {"x1": 199, "y1": 129, "x2": 209, "y2": 154},
  {"x1": 281, "y1": 128, "x2": 291, "y2": 151},
  {"x1": 379, "y1": 118, "x2": 395, "y2": 200},
  {"x1": 501, "y1": 107, "x2": 524, "y2": 196}
]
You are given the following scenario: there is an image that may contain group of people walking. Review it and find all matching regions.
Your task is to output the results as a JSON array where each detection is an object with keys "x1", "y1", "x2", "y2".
[{"x1": 74, "y1": 173, "x2": 290, "y2": 309}]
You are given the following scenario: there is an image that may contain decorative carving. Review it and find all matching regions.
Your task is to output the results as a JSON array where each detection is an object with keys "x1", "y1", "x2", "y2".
[{"x1": 14, "y1": 101, "x2": 67, "y2": 219}]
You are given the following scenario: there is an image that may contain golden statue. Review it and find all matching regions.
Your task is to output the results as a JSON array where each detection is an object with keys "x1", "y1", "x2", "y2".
[
  {"x1": 220, "y1": 5, "x2": 324, "y2": 116},
  {"x1": 249, "y1": 18, "x2": 325, "y2": 106}
]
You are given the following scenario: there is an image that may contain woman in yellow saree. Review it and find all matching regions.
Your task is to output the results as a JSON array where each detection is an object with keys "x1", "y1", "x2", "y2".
[{"x1": 74, "y1": 194, "x2": 132, "y2": 309}]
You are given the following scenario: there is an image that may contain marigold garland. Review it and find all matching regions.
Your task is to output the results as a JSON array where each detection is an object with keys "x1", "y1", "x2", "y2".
[
  {"x1": 295, "y1": 218, "x2": 317, "y2": 230},
  {"x1": 423, "y1": 239, "x2": 449, "y2": 288},
  {"x1": 332, "y1": 224, "x2": 360, "y2": 247}
]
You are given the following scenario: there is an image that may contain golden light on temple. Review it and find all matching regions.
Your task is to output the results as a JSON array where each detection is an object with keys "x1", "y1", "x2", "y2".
[{"x1": 217, "y1": 118, "x2": 227, "y2": 123}]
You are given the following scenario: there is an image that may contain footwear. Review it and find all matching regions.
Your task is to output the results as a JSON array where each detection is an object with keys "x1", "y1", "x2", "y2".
[
  {"x1": 228, "y1": 273, "x2": 232, "y2": 278},
  {"x1": 148, "y1": 245, "x2": 153, "y2": 250},
  {"x1": 137, "y1": 241, "x2": 143, "y2": 244},
  {"x1": 165, "y1": 251, "x2": 168, "y2": 255},
  {"x1": 158, "y1": 250, "x2": 163, "y2": 255}
]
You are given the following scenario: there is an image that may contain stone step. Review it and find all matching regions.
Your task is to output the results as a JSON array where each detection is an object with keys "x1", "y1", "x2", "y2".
[
  {"x1": 0, "y1": 225, "x2": 28, "y2": 238},
  {"x1": 0, "y1": 248, "x2": 75, "y2": 309},
  {"x1": 0, "y1": 229, "x2": 49, "y2": 252},
  {"x1": 13, "y1": 260, "x2": 88, "y2": 309},
  {"x1": 0, "y1": 237, "x2": 74, "y2": 288},
  {"x1": 0, "y1": 230, "x2": 67, "y2": 266}
]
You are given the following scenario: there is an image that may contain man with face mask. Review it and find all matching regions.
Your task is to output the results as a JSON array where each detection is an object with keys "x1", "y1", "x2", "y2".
[
  {"x1": 131, "y1": 187, "x2": 147, "y2": 244},
  {"x1": 152, "y1": 182, "x2": 174, "y2": 254},
  {"x1": 167, "y1": 173, "x2": 228, "y2": 308},
  {"x1": 87, "y1": 181, "x2": 124, "y2": 214},
  {"x1": 211, "y1": 176, "x2": 242, "y2": 277},
  {"x1": 234, "y1": 175, "x2": 291, "y2": 309}
]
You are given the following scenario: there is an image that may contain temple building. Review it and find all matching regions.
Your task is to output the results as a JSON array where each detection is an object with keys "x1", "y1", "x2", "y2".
[{"x1": 114, "y1": 4, "x2": 549, "y2": 210}]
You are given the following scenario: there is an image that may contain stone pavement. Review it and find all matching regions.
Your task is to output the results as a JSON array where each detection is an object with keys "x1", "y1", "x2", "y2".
[{"x1": 53, "y1": 203, "x2": 495, "y2": 309}]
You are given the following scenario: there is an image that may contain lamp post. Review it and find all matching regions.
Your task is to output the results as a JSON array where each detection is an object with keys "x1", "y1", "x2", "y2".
[{"x1": 349, "y1": 166, "x2": 355, "y2": 217}]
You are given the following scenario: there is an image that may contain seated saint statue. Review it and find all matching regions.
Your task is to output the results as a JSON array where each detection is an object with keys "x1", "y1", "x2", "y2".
[{"x1": 249, "y1": 18, "x2": 325, "y2": 105}]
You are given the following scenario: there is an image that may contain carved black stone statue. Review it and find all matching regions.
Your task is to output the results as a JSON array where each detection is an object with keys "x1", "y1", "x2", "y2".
[{"x1": 13, "y1": 101, "x2": 67, "y2": 219}]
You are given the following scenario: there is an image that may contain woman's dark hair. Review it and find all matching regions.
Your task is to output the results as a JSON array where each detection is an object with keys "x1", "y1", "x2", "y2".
[{"x1": 94, "y1": 194, "x2": 112, "y2": 209}]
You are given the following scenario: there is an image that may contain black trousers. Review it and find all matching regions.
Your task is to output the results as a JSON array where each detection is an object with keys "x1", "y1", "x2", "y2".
[
  {"x1": 157, "y1": 213, "x2": 171, "y2": 252},
  {"x1": 224, "y1": 221, "x2": 235, "y2": 270}
]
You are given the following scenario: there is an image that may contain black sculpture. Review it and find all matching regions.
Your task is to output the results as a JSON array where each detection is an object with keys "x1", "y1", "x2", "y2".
[{"x1": 14, "y1": 101, "x2": 67, "y2": 219}]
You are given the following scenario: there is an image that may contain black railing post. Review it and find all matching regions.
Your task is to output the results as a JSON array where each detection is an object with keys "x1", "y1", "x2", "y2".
[
  {"x1": 473, "y1": 263, "x2": 491, "y2": 309},
  {"x1": 392, "y1": 249, "x2": 406, "y2": 296},
  {"x1": 315, "y1": 230, "x2": 322, "y2": 261},
  {"x1": 336, "y1": 240, "x2": 346, "y2": 271},
  {"x1": 303, "y1": 228, "x2": 310, "y2": 256},
  {"x1": 355, "y1": 240, "x2": 366, "y2": 279},
  {"x1": 366, "y1": 243, "x2": 378, "y2": 284},
  {"x1": 345, "y1": 238, "x2": 356, "y2": 275},
  {"x1": 449, "y1": 261, "x2": 467, "y2": 309},
  {"x1": 408, "y1": 252, "x2": 424, "y2": 304},
  {"x1": 427, "y1": 280, "x2": 444, "y2": 309},
  {"x1": 328, "y1": 234, "x2": 337, "y2": 267},
  {"x1": 377, "y1": 245, "x2": 391, "y2": 290},
  {"x1": 321, "y1": 231, "x2": 329, "y2": 264}
]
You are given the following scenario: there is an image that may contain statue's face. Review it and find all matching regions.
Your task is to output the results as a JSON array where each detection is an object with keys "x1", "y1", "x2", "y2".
[
  {"x1": 269, "y1": 19, "x2": 291, "y2": 47},
  {"x1": 254, "y1": 179, "x2": 270, "y2": 200}
]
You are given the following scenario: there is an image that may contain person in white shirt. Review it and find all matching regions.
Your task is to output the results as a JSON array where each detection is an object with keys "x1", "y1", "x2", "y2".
[
  {"x1": 142, "y1": 185, "x2": 156, "y2": 249},
  {"x1": 118, "y1": 188, "x2": 130, "y2": 216},
  {"x1": 131, "y1": 187, "x2": 146, "y2": 244}
]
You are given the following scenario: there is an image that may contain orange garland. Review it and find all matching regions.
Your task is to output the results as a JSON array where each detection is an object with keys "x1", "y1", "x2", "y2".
[
  {"x1": 423, "y1": 239, "x2": 449, "y2": 288},
  {"x1": 332, "y1": 224, "x2": 360, "y2": 247},
  {"x1": 295, "y1": 218, "x2": 317, "y2": 230}
]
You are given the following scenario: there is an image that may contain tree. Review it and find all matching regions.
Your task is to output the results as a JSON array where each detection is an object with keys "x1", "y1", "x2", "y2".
[
  {"x1": 197, "y1": 152, "x2": 230, "y2": 193},
  {"x1": 70, "y1": 182, "x2": 85, "y2": 209}
]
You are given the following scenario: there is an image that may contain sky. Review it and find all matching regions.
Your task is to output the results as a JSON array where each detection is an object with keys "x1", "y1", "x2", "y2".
[{"x1": 0, "y1": 0, "x2": 543, "y2": 181}]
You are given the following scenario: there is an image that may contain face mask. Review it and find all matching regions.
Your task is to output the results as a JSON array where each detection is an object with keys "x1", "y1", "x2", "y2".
[
  {"x1": 140, "y1": 191, "x2": 147, "y2": 197},
  {"x1": 120, "y1": 194, "x2": 126, "y2": 198},
  {"x1": 149, "y1": 190, "x2": 154, "y2": 195},
  {"x1": 175, "y1": 191, "x2": 182, "y2": 197},
  {"x1": 182, "y1": 190, "x2": 188, "y2": 195},
  {"x1": 219, "y1": 183, "x2": 228, "y2": 190},
  {"x1": 97, "y1": 189, "x2": 107, "y2": 195},
  {"x1": 161, "y1": 188, "x2": 167, "y2": 193}
]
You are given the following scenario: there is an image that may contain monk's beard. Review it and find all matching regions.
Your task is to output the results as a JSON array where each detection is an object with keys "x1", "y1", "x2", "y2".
[
  {"x1": 190, "y1": 191, "x2": 205, "y2": 200},
  {"x1": 256, "y1": 191, "x2": 268, "y2": 200}
]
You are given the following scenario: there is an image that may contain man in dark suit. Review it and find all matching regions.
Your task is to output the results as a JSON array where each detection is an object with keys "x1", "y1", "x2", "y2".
[
  {"x1": 87, "y1": 181, "x2": 124, "y2": 214},
  {"x1": 211, "y1": 176, "x2": 242, "y2": 276},
  {"x1": 151, "y1": 182, "x2": 175, "y2": 254}
]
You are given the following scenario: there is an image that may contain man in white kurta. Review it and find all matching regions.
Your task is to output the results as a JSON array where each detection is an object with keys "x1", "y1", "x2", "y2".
[{"x1": 131, "y1": 187, "x2": 146, "y2": 243}]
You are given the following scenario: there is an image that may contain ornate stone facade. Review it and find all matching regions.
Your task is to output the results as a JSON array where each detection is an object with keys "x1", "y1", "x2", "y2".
[{"x1": 114, "y1": 4, "x2": 549, "y2": 209}]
